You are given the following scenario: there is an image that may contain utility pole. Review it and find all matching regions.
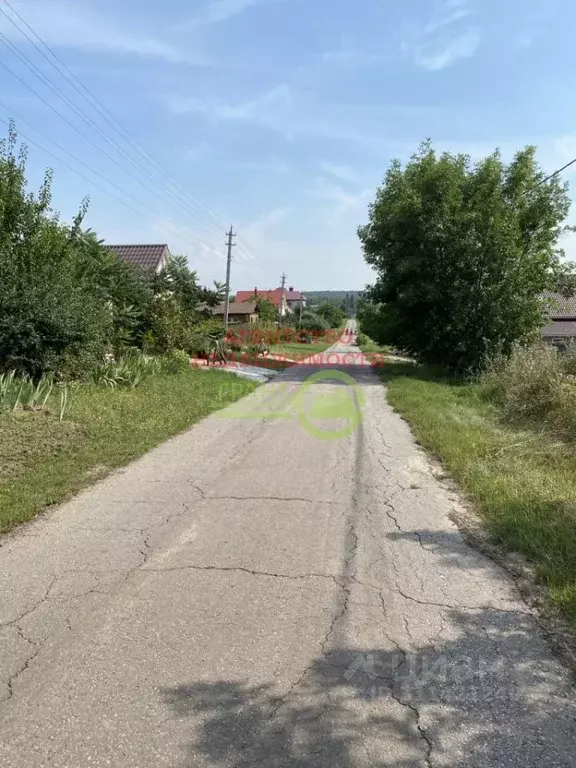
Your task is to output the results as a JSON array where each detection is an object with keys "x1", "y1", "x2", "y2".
[
  {"x1": 280, "y1": 272, "x2": 287, "y2": 290},
  {"x1": 223, "y1": 226, "x2": 235, "y2": 330}
]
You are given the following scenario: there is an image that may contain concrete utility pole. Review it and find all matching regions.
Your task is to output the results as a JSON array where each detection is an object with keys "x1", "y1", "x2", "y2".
[
  {"x1": 223, "y1": 226, "x2": 235, "y2": 330},
  {"x1": 280, "y1": 272, "x2": 287, "y2": 290}
]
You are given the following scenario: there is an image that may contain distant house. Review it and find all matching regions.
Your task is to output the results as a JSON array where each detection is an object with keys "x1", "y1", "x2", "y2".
[
  {"x1": 105, "y1": 243, "x2": 171, "y2": 273},
  {"x1": 235, "y1": 288, "x2": 290, "y2": 317},
  {"x1": 212, "y1": 301, "x2": 260, "y2": 324},
  {"x1": 541, "y1": 291, "x2": 576, "y2": 349},
  {"x1": 285, "y1": 286, "x2": 306, "y2": 311}
]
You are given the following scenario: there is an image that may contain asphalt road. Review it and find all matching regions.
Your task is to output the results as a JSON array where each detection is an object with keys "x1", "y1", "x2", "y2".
[{"x1": 1, "y1": 325, "x2": 575, "y2": 767}]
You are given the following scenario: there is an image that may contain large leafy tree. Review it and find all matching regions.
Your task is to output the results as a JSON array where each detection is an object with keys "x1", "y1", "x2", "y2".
[{"x1": 358, "y1": 140, "x2": 573, "y2": 373}]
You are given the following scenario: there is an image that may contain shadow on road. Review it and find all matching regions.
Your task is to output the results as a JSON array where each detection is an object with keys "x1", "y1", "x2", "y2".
[{"x1": 161, "y1": 604, "x2": 575, "y2": 767}]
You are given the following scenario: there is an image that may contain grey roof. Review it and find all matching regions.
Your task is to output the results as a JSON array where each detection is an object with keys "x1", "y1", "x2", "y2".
[
  {"x1": 541, "y1": 291, "x2": 576, "y2": 319},
  {"x1": 212, "y1": 302, "x2": 259, "y2": 316},
  {"x1": 106, "y1": 244, "x2": 169, "y2": 270},
  {"x1": 541, "y1": 320, "x2": 576, "y2": 337}
]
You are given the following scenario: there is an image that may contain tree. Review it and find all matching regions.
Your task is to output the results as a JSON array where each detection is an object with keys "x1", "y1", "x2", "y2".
[
  {"x1": 358, "y1": 140, "x2": 573, "y2": 373},
  {"x1": 299, "y1": 310, "x2": 329, "y2": 333},
  {"x1": 316, "y1": 301, "x2": 346, "y2": 328},
  {"x1": 253, "y1": 297, "x2": 277, "y2": 324},
  {"x1": 0, "y1": 125, "x2": 111, "y2": 377}
]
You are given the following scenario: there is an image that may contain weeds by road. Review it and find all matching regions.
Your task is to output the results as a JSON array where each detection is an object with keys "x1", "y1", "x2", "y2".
[
  {"x1": 0, "y1": 369, "x2": 257, "y2": 533},
  {"x1": 379, "y1": 361, "x2": 576, "y2": 626}
]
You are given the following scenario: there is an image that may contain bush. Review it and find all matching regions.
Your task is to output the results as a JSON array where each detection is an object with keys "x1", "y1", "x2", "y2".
[
  {"x1": 162, "y1": 349, "x2": 190, "y2": 374},
  {"x1": 479, "y1": 343, "x2": 564, "y2": 421},
  {"x1": 299, "y1": 311, "x2": 330, "y2": 333},
  {"x1": 90, "y1": 349, "x2": 162, "y2": 388},
  {"x1": 478, "y1": 342, "x2": 576, "y2": 441},
  {"x1": 356, "y1": 332, "x2": 368, "y2": 346}
]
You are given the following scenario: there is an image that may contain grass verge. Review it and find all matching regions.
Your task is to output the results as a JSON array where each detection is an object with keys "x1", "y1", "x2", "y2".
[
  {"x1": 379, "y1": 361, "x2": 576, "y2": 626},
  {"x1": 0, "y1": 368, "x2": 257, "y2": 533}
]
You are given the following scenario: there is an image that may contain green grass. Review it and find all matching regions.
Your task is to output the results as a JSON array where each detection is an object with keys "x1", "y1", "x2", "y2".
[
  {"x1": 0, "y1": 369, "x2": 257, "y2": 533},
  {"x1": 379, "y1": 362, "x2": 576, "y2": 625},
  {"x1": 358, "y1": 338, "x2": 392, "y2": 354},
  {"x1": 269, "y1": 341, "x2": 333, "y2": 358}
]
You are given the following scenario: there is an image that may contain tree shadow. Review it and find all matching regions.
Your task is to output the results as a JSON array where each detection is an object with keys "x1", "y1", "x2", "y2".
[{"x1": 162, "y1": 606, "x2": 576, "y2": 767}]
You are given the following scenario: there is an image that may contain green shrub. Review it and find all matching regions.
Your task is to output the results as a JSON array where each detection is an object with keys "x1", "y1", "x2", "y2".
[
  {"x1": 356, "y1": 332, "x2": 368, "y2": 346},
  {"x1": 90, "y1": 349, "x2": 162, "y2": 388},
  {"x1": 479, "y1": 343, "x2": 564, "y2": 422},
  {"x1": 162, "y1": 349, "x2": 190, "y2": 374},
  {"x1": 299, "y1": 311, "x2": 330, "y2": 333}
]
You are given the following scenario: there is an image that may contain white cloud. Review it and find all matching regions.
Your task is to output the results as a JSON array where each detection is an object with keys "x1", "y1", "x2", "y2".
[
  {"x1": 167, "y1": 84, "x2": 292, "y2": 122},
  {"x1": 415, "y1": 29, "x2": 481, "y2": 71},
  {"x1": 405, "y1": 0, "x2": 481, "y2": 71},
  {"x1": 319, "y1": 162, "x2": 363, "y2": 186},
  {"x1": 424, "y1": 7, "x2": 471, "y2": 34},
  {"x1": 0, "y1": 1, "x2": 198, "y2": 63},
  {"x1": 166, "y1": 86, "x2": 432, "y2": 149},
  {"x1": 203, "y1": 0, "x2": 269, "y2": 24}
]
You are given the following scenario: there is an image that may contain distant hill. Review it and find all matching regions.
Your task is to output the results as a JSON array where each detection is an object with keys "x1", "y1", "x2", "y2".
[{"x1": 304, "y1": 291, "x2": 363, "y2": 303}]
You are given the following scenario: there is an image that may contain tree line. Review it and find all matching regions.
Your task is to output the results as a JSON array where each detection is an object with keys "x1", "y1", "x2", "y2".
[
  {"x1": 0, "y1": 124, "x2": 223, "y2": 379},
  {"x1": 357, "y1": 140, "x2": 575, "y2": 374}
]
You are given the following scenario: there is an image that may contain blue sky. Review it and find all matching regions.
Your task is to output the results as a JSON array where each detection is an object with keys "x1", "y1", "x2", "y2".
[{"x1": 1, "y1": 0, "x2": 576, "y2": 290}]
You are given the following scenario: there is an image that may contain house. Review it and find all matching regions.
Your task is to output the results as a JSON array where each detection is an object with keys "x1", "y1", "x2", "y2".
[
  {"x1": 285, "y1": 286, "x2": 306, "y2": 311},
  {"x1": 541, "y1": 291, "x2": 576, "y2": 349},
  {"x1": 235, "y1": 288, "x2": 291, "y2": 317},
  {"x1": 105, "y1": 243, "x2": 171, "y2": 273},
  {"x1": 212, "y1": 301, "x2": 260, "y2": 324}
]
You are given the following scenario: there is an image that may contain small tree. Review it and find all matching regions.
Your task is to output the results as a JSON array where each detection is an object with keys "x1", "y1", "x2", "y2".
[
  {"x1": 254, "y1": 297, "x2": 277, "y2": 324},
  {"x1": 358, "y1": 140, "x2": 573, "y2": 373},
  {"x1": 316, "y1": 301, "x2": 346, "y2": 328}
]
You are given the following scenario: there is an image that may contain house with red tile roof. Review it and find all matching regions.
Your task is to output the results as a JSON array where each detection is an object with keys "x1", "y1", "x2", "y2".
[{"x1": 235, "y1": 288, "x2": 291, "y2": 317}]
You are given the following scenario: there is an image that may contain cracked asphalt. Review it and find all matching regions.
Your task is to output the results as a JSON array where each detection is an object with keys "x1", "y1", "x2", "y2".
[{"x1": 1, "y1": 328, "x2": 576, "y2": 766}]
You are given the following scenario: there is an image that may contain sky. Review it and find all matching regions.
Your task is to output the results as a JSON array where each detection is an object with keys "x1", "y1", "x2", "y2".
[{"x1": 1, "y1": 0, "x2": 576, "y2": 291}]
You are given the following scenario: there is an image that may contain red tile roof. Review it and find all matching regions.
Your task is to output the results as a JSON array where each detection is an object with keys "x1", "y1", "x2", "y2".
[
  {"x1": 236, "y1": 289, "x2": 286, "y2": 307},
  {"x1": 106, "y1": 244, "x2": 170, "y2": 270}
]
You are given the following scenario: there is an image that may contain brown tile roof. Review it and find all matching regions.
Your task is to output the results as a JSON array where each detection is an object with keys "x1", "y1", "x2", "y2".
[
  {"x1": 106, "y1": 244, "x2": 170, "y2": 270},
  {"x1": 212, "y1": 302, "x2": 258, "y2": 316},
  {"x1": 542, "y1": 291, "x2": 576, "y2": 319},
  {"x1": 236, "y1": 289, "x2": 285, "y2": 307}
]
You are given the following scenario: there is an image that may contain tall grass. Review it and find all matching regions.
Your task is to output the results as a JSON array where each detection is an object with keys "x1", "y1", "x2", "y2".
[{"x1": 478, "y1": 343, "x2": 576, "y2": 441}]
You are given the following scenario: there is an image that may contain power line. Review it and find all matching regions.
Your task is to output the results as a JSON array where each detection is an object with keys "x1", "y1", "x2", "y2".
[
  {"x1": 539, "y1": 157, "x2": 576, "y2": 186},
  {"x1": 0, "y1": 115, "x2": 222, "y2": 255},
  {"x1": 0, "y1": 0, "x2": 240, "y2": 242},
  {"x1": 0, "y1": 43, "x2": 226, "y2": 244}
]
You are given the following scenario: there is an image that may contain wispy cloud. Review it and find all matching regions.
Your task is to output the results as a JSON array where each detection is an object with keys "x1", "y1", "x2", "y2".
[
  {"x1": 179, "y1": 0, "x2": 284, "y2": 31},
  {"x1": 167, "y1": 84, "x2": 292, "y2": 122},
  {"x1": 415, "y1": 29, "x2": 481, "y2": 71},
  {"x1": 202, "y1": 0, "x2": 271, "y2": 24},
  {"x1": 166, "y1": 85, "x2": 433, "y2": 148},
  {"x1": 319, "y1": 162, "x2": 364, "y2": 186},
  {"x1": 0, "y1": 1, "x2": 196, "y2": 63},
  {"x1": 406, "y1": 0, "x2": 481, "y2": 71}
]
